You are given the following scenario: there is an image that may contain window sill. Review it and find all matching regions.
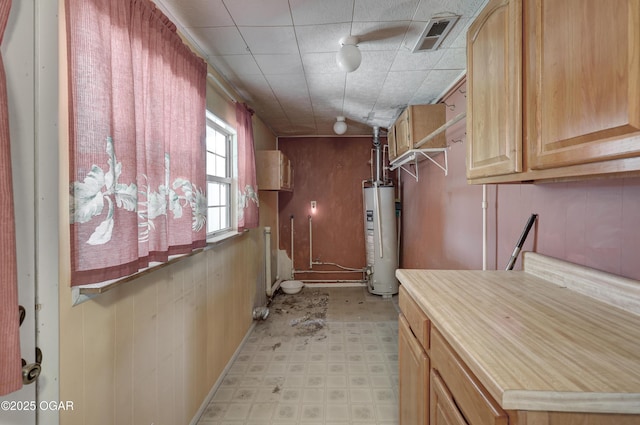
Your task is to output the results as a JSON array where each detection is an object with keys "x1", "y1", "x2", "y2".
[
  {"x1": 206, "y1": 229, "x2": 246, "y2": 245},
  {"x1": 71, "y1": 229, "x2": 249, "y2": 305}
]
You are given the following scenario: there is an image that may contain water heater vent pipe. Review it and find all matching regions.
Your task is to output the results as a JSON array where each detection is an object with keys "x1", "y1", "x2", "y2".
[{"x1": 373, "y1": 126, "x2": 382, "y2": 184}]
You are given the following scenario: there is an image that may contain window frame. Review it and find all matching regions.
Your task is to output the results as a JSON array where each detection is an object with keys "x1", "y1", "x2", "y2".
[{"x1": 205, "y1": 110, "x2": 238, "y2": 241}]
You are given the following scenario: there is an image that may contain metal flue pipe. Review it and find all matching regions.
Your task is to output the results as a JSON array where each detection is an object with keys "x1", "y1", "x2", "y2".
[{"x1": 372, "y1": 126, "x2": 382, "y2": 184}]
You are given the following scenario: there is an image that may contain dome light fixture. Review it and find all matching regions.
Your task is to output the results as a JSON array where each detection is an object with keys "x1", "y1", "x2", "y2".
[
  {"x1": 333, "y1": 116, "x2": 347, "y2": 135},
  {"x1": 336, "y1": 36, "x2": 361, "y2": 73}
]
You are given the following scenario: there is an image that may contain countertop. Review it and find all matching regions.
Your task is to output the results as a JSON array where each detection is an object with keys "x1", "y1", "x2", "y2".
[{"x1": 396, "y1": 253, "x2": 640, "y2": 414}]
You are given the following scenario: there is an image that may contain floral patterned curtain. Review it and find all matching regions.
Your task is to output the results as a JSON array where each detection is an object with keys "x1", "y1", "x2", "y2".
[
  {"x1": 0, "y1": 0, "x2": 22, "y2": 396},
  {"x1": 236, "y1": 102, "x2": 259, "y2": 231},
  {"x1": 66, "y1": 0, "x2": 207, "y2": 286}
]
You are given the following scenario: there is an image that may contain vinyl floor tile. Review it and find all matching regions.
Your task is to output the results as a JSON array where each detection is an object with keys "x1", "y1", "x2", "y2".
[{"x1": 196, "y1": 286, "x2": 399, "y2": 425}]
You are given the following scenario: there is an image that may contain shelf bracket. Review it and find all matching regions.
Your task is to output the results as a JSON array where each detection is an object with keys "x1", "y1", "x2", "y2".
[
  {"x1": 418, "y1": 149, "x2": 448, "y2": 176},
  {"x1": 390, "y1": 148, "x2": 448, "y2": 182}
]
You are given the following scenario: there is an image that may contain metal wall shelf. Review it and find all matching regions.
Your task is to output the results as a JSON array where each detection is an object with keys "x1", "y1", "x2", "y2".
[
  {"x1": 389, "y1": 111, "x2": 465, "y2": 181},
  {"x1": 389, "y1": 148, "x2": 448, "y2": 181}
]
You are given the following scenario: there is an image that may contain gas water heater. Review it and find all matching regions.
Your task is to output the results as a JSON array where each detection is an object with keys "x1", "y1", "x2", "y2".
[{"x1": 363, "y1": 127, "x2": 398, "y2": 297}]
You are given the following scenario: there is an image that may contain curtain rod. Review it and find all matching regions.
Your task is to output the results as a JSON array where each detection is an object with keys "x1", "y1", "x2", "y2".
[{"x1": 207, "y1": 72, "x2": 239, "y2": 104}]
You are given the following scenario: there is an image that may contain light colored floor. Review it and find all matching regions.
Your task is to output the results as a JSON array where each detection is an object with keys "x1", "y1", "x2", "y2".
[{"x1": 196, "y1": 285, "x2": 400, "y2": 425}]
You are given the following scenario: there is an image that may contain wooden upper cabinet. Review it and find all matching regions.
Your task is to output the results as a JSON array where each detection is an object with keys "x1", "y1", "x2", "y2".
[
  {"x1": 387, "y1": 125, "x2": 398, "y2": 160},
  {"x1": 389, "y1": 104, "x2": 447, "y2": 161},
  {"x1": 255, "y1": 150, "x2": 293, "y2": 191},
  {"x1": 395, "y1": 108, "x2": 412, "y2": 157},
  {"x1": 466, "y1": 0, "x2": 522, "y2": 180},
  {"x1": 525, "y1": 0, "x2": 640, "y2": 169}
]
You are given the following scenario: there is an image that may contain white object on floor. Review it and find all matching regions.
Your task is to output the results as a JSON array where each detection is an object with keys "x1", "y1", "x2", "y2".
[{"x1": 280, "y1": 280, "x2": 304, "y2": 294}]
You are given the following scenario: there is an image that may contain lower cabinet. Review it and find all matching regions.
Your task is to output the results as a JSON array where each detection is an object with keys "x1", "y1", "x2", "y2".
[
  {"x1": 399, "y1": 288, "x2": 507, "y2": 425},
  {"x1": 431, "y1": 370, "x2": 468, "y2": 425},
  {"x1": 399, "y1": 282, "x2": 640, "y2": 425},
  {"x1": 399, "y1": 314, "x2": 429, "y2": 425},
  {"x1": 431, "y1": 329, "x2": 508, "y2": 425}
]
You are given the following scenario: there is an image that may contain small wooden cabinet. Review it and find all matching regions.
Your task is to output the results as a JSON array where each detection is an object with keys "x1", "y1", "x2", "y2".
[
  {"x1": 255, "y1": 150, "x2": 293, "y2": 191},
  {"x1": 389, "y1": 104, "x2": 447, "y2": 161},
  {"x1": 466, "y1": 0, "x2": 640, "y2": 183}
]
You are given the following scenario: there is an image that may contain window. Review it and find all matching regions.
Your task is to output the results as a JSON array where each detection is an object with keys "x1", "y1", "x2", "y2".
[{"x1": 206, "y1": 111, "x2": 236, "y2": 237}]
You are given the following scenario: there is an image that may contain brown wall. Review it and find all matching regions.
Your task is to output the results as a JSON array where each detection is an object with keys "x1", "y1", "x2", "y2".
[
  {"x1": 401, "y1": 79, "x2": 640, "y2": 280},
  {"x1": 277, "y1": 137, "x2": 376, "y2": 282}
]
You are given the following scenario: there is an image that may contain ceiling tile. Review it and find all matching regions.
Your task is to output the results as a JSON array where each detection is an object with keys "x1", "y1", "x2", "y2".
[
  {"x1": 265, "y1": 74, "x2": 313, "y2": 111},
  {"x1": 301, "y1": 52, "x2": 341, "y2": 73},
  {"x1": 375, "y1": 70, "x2": 427, "y2": 108},
  {"x1": 342, "y1": 98, "x2": 377, "y2": 122},
  {"x1": 229, "y1": 74, "x2": 276, "y2": 102},
  {"x1": 295, "y1": 23, "x2": 352, "y2": 53},
  {"x1": 434, "y1": 47, "x2": 466, "y2": 70},
  {"x1": 154, "y1": 0, "x2": 475, "y2": 136},
  {"x1": 356, "y1": 50, "x2": 396, "y2": 73},
  {"x1": 353, "y1": 0, "x2": 420, "y2": 21},
  {"x1": 222, "y1": 0, "x2": 292, "y2": 26},
  {"x1": 162, "y1": 0, "x2": 233, "y2": 28},
  {"x1": 290, "y1": 0, "x2": 355, "y2": 25},
  {"x1": 240, "y1": 26, "x2": 299, "y2": 54},
  {"x1": 192, "y1": 27, "x2": 248, "y2": 55},
  {"x1": 390, "y1": 49, "x2": 443, "y2": 71},
  {"x1": 413, "y1": 0, "x2": 481, "y2": 20},
  {"x1": 351, "y1": 21, "x2": 410, "y2": 51},
  {"x1": 307, "y1": 73, "x2": 346, "y2": 96},
  {"x1": 411, "y1": 69, "x2": 465, "y2": 104},
  {"x1": 449, "y1": 18, "x2": 472, "y2": 48},
  {"x1": 210, "y1": 55, "x2": 262, "y2": 77},
  {"x1": 254, "y1": 54, "x2": 304, "y2": 74},
  {"x1": 345, "y1": 72, "x2": 387, "y2": 105}
]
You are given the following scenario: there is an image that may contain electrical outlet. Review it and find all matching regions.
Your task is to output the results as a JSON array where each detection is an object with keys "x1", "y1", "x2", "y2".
[{"x1": 311, "y1": 201, "x2": 316, "y2": 209}]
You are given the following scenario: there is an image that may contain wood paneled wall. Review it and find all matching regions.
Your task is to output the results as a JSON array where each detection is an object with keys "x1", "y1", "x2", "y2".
[
  {"x1": 277, "y1": 137, "x2": 374, "y2": 282},
  {"x1": 59, "y1": 235, "x2": 262, "y2": 425}
]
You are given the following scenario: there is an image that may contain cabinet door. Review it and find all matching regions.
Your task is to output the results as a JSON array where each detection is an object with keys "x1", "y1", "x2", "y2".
[
  {"x1": 526, "y1": 0, "x2": 640, "y2": 170},
  {"x1": 388, "y1": 125, "x2": 398, "y2": 160},
  {"x1": 431, "y1": 370, "x2": 468, "y2": 425},
  {"x1": 466, "y1": 0, "x2": 522, "y2": 179},
  {"x1": 399, "y1": 314, "x2": 429, "y2": 425},
  {"x1": 256, "y1": 150, "x2": 293, "y2": 191},
  {"x1": 395, "y1": 109, "x2": 411, "y2": 157},
  {"x1": 279, "y1": 155, "x2": 292, "y2": 190}
]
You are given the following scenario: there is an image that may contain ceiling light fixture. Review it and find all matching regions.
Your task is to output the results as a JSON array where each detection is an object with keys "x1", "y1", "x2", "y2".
[
  {"x1": 336, "y1": 36, "x2": 361, "y2": 72},
  {"x1": 333, "y1": 116, "x2": 347, "y2": 135}
]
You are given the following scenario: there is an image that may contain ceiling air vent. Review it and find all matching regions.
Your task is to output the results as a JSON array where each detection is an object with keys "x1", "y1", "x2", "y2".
[{"x1": 412, "y1": 15, "x2": 460, "y2": 52}]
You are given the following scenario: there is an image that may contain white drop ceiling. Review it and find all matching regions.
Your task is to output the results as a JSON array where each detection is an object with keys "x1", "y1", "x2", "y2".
[{"x1": 154, "y1": 0, "x2": 488, "y2": 136}]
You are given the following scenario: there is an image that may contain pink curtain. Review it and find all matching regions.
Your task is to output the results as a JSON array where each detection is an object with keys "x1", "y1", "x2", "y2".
[
  {"x1": 0, "y1": 0, "x2": 22, "y2": 396},
  {"x1": 66, "y1": 0, "x2": 207, "y2": 286},
  {"x1": 236, "y1": 103, "x2": 259, "y2": 231}
]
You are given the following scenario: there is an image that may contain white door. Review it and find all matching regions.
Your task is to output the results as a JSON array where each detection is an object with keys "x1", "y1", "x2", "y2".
[{"x1": 0, "y1": 1, "x2": 59, "y2": 424}]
